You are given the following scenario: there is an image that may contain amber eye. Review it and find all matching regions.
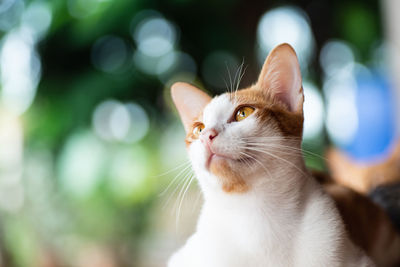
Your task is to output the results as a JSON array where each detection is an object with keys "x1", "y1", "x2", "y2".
[
  {"x1": 235, "y1": 106, "x2": 255, "y2": 122},
  {"x1": 192, "y1": 123, "x2": 205, "y2": 138}
]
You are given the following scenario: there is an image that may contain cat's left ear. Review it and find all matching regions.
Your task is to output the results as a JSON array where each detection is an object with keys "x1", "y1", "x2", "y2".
[
  {"x1": 171, "y1": 82, "x2": 212, "y2": 133},
  {"x1": 257, "y1": 43, "x2": 303, "y2": 113}
]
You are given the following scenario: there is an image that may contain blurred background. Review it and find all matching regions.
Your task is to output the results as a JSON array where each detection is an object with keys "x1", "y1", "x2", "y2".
[{"x1": 0, "y1": 0, "x2": 399, "y2": 266}]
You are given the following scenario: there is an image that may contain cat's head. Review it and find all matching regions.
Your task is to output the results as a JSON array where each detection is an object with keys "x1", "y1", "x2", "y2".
[{"x1": 171, "y1": 43, "x2": 304, "y2": 194}]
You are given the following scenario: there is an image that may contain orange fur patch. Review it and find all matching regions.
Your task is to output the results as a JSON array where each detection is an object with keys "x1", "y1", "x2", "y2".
[{"x1": 209, "y1": 157, "x2": 248, "y2": 193}]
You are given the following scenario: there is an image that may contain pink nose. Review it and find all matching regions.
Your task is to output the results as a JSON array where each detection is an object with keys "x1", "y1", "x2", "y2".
[{"x1": 200, "y1": 129, "x2": 218, "y2": 144}]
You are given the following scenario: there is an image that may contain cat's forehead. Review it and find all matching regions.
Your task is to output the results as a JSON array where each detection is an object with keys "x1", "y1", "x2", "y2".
[
  {"x1": 202, "y1": 94, "x2": 234, "y2": 127},
  {"x1": 202, "y1": 88, "x2": 266, "y2": 126}
]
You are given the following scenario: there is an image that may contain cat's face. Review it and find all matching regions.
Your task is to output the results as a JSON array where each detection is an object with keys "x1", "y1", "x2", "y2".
[{"x1": 172, "y1": 44, "x2": 304, "y2": 194}]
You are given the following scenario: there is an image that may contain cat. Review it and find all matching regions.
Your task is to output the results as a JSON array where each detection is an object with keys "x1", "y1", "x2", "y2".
[{"x1": 167, "y1": 43, "x2": 374, "y2": 266}]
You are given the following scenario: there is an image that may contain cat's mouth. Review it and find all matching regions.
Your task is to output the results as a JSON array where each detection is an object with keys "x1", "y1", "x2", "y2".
[
  {"x1": 204, "y1": 143, "x2": 254, "y2": 170},
  {"x1": 206, "y1": 152, "x2": 254, "y2": 170}
]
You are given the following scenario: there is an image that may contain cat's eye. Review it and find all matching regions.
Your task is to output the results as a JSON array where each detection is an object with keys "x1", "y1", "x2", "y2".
[
  {"x1": 235, "y1": 106, "x2": 255, "y2": 121},
  {"x1": 193, "y1": 123, "x2": 205, "y2": 138}
]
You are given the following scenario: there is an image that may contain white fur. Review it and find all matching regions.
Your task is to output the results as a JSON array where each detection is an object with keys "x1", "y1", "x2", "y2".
[{"x1": 168, "y1": 94, "x2": 374, "y2": 267}]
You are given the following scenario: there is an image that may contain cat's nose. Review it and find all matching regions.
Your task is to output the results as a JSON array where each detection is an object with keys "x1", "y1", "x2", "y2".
[
  {"x1": 201, "y1": 129, "x2": 218, "y2": 144},
  {"x1": 207, "y1": 129, "x2": 218, "y2": 140}
]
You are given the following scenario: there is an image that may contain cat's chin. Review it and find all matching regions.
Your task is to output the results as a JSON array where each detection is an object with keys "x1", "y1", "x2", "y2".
[
  {"x1": 207, "y1": 154, "x2": 251, "y2": 193},
  {"x1": 206, "y1": 153, "x2": 253, "y2": 171},
  {"x1": 206, "y1": 154, "x2": 228, "y2": 170}
]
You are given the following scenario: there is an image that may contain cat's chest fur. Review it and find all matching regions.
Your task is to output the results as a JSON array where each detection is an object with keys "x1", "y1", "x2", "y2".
[{"x1": 168, "y1": 175, "x2": 371, "y2": 267}]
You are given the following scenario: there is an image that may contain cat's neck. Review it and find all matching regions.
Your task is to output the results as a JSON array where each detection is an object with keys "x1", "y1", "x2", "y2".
[
  {"x1": 202, "y1": 155, "x2": 311, "y2": 208},
  {"x1": 193, "y1": 154, "x2": 349, "y2": 265},
  {"x1": 197, "y1": 158, "x2": 320, "y2": 254}
]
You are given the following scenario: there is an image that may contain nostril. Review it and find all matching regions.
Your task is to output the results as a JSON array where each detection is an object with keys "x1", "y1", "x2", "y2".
[
  {"x1": 208, "y1": 130, "x2": 218, "y2": 140},
  {"x1": 201, "y1": 129, "x2": 218, "y2": 144}
]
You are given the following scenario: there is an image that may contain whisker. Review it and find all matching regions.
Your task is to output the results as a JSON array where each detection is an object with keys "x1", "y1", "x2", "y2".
[
  {"x1": 154, "y1": 160, "x2": 191, "y2": 178},
  {"x1": 238, "y1": 152, "x2": 253, "y2": 168},
  {"x1": 235, "y1": 60, "x2": 247, "y2": 93},
  {"x1": 242, "y1": 135, "x2": 323, "y2": 157},
  {"x1": 243, "y1": 136, "x2": 302, "y2": 142},
  {"x1": 240, "y1": 151, "x2": 272, "y2": 179},
  {"x1": 244, "y1": 146, "x2": 308, "y2": 178},
  {"x1": 248, "y1": 146, "x2": 303, "y2": 157},
  {"x1": 159, "y1": 163, "x2": 192, "y2": 196},
  {"x1": 163, "y1": 167, "x2": 193, "y2": 209},
  {"x1": 225, "y1": 62, "x2": 234, "y2": 96},
  {"x1": 173, "y1": 174, "x2": 191, "y2": 217},
  {"x1": 238, "y1": 152, "x2": 256, "y2": 171},
  {"x1": 175, "y1": 174, "x2": 195, "y2": 229},
  {"x1": 173, "y1": 170, "x2": 193, "y2": 209},
  {"x1": 247, "y1": 143, "x2": 304, "y2": 154},
  {"x1": 246, "y1": 142, "x2": 326, "y2": 160},
  {"x1": 233, "y1": 61, "x2": 242, "y2": 92},
  {"x1": 234, "y1": 60, "x2": 247, "y2": 101},
  {"x1": 223, "y1": 77, "x2": 230, "y2": 94}
]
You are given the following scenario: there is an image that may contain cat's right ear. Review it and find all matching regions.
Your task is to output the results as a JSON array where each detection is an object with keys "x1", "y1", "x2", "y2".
[{"x1": 171, "y1": 82, "x2": 212, "y2": 133}]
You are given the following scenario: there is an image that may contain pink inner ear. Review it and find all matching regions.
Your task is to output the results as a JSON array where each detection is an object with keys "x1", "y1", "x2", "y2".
[
  {"x1": 171, "y1": 82, "x2": 212, "y2": 132},
  {"x1": 257, "y1": 43, "x2": 303, "y2": 113}
]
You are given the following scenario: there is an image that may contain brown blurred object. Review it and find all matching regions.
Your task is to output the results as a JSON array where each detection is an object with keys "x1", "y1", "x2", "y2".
[
  {"x1": 324, "y1": 183, "x2": 400, "y2": 267},
  {"x1": 37, "y1": 248, "x2": 62, "y2": 267},
  {"x1": 75, "y1": 245, "x2": 117, "y2": 267},
  {"x1": 312, "y1": 169, "x2": 400, "y2": 267},
  {"x1": 320, "y1": 141, "x2": 400, "y2": 266},
  {"x1": 326, "y1": 141, "x2": 400, "y2": 194}
]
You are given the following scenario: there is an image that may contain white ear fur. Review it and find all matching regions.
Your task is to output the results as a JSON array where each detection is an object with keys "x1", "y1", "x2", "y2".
[
  {"x1": 171, "y1": 82, "x2": 212, "y2": 132},
  {"x1": 257, "y1": 43, "x2": 303, "y2": 113}
]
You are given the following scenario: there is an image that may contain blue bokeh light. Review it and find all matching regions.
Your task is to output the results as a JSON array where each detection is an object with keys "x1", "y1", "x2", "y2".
[{"x1": 342, "y1": 71, "x2": 396, "y2": 162}]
